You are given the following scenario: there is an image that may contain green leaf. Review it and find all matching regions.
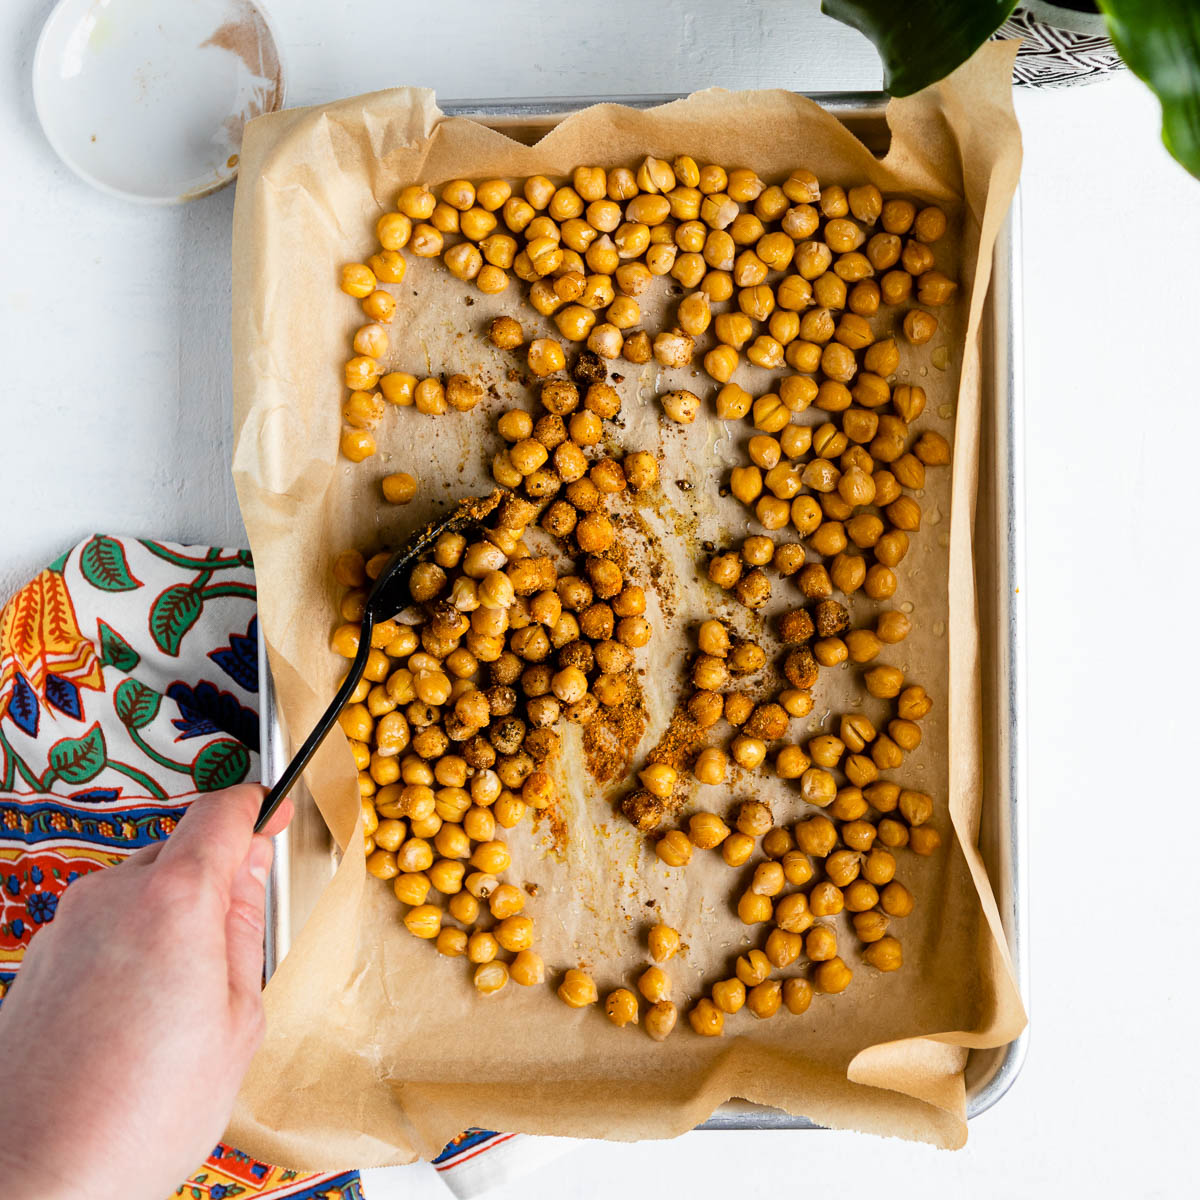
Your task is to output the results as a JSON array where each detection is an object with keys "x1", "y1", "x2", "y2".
[
  {"x1": 114, "y1": 679, "x2": 161, "y2": 730},
  {"x1": 191, "y1": 739, "x2": 250, "y2": 792},
  {"x1": 48, "y1": 725, "x2": 107, "y2": 784},
  {"x1": 97, "y1": 620, "x2": 140, "y2": 672},
  {"x1": 821, "y1": 0, "x2": 1017, "y2": 96},
  {"x1": 1100, "y1": 0, "x2": 1200, "y2": 180},
  {"x1": 80, "y1": 535, "x2": 143, "y2": 592},
  {"x1": 149, "y1": 585, "x2": 204, "y2": 656}
]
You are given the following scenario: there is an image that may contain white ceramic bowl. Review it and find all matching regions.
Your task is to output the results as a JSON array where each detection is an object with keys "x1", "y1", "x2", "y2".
[{"x1": 33, "y1": 0, "x2": 285, "y2": 204}]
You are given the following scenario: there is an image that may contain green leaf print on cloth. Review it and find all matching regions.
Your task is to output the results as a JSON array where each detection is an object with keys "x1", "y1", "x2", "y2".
[
  {"x1": 114, "y1": 679, "x2": 161, "y2": 730},
  {"x1": 191, "y1": 739, "x2": 250, "y2": 791},
  {"x1": 80, "y1": 536, "x2": 143, "y2": 592},
  {"x1": 149, "y1": 585, "x2": 205, "y2": 656}
]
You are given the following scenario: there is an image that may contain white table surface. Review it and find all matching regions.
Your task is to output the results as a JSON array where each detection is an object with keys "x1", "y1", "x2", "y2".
[{"x1": 5, "y1": 2, "x2": 1198, "y2": 1197}]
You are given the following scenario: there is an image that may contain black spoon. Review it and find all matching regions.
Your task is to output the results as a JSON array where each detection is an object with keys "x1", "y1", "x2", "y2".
[{"x1": 255, "y1": 489, "x2": 505, "y2": 832}]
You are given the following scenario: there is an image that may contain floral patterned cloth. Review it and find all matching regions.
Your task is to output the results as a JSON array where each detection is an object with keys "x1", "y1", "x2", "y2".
[{"x1": 0, "y1": 536, "x2": 363, "y2": 1200}]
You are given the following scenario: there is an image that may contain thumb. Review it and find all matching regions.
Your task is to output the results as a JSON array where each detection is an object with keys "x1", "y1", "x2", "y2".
[{"x1": 225, "y1": 835, "x2": 273, "y2": 1042}]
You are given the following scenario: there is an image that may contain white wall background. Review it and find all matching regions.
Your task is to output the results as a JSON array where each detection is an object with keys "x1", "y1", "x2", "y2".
[{"x1": 2, "y1": 2, "x2": 1197, "y2": 1197}]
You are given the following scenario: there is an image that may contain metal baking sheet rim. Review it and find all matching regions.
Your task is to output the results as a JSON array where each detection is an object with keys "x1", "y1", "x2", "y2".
[{"x1": 255, "y1": 92, "x2": 1028, "y2": 1133}]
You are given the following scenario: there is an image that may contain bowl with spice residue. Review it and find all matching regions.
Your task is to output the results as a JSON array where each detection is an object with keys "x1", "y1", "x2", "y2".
[{"x1": 33, "y1": 0, "x2": 285, "y2": 204}]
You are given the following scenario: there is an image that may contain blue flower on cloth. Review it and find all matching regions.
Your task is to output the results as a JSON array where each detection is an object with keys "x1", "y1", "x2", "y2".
[
  {"x1": 4, "y1": 875, "x2": 18, "y2": 898},
  {"x1": 25, "y1": 891, "x2": 58, "y2": 924},
  {"x1": 166, "y1": 681, "x2": 259, "y2": 751},
  {"x1": 210, "y1": 1186, "x2": 230, "y2": 1199},
  {"x1": 209, "y1": 616, "x2": 259, "y2": 693}
]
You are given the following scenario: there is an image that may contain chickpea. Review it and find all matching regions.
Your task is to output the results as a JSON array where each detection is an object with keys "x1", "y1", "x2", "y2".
[
  {"x1": 750, "y1": 861, "x2": 786, "y2": 897},
  {"x1": 864, "y1": 665, "x2": 905, "y2": 700},
  {"x1": 746, "y1": 979, "x2": 782, "y2": 1020},
  {"x1": 737, "y1": 891, "x2": 773, "y2": 924},
  {"x1": 661, "y1": 388, "x2": 701, "y2": 424},
  {"x1": 910, "y1": 826, "x2": 942, "y2": 856},
  {"x1": 723, "y1": 693, "x2": 754, "y2": 728},
  {"x1": 810, "y1": 958, "x2": 852, "y2": 996},
  {"x1": 880, "y1": 881, "x2": 915, "y2": 919},
  {"x1": 807, "y1": 926, "x2": 838, "y2": 964},
  {"x1": 775, "y1": 744, "x2": 811, "y2": 780},
  {"x1": 903, "y1": 309, "x2": 938, "y2": 345},
  {"x1": 527, "y1": 338, "x2": 567, "y2": 377},
  {"x1": 693, "y1": 747, "x2": 729, "y2": 787},
  {"x1": 712, "y1": 978, "x2": 746, "y2": 1015},
  {"x1": 878, "y1": 819, "x2": 909, "y2": 849},
  {"x1": 733, "y1": 799, "x2": 773, "y2": 838},
  {"x1": 403, "y1": 903, "x2": 442, "y2": 940},
  {"x1": 722, "y1": 831, "x2": 755, "y2": 868},
  {"x1": 735, "y1": 570, "x2": 771, "y2": 611},
  {"x1": 853, "y1": 912, "x2": 891, "y2": 945},
  {"x1": 689, "y1": 998, "x2": 725, "y2": 1037},
  {"x1": 862, "y1": 849, "x2": 897, "y2": 888},
  {"x1": 774, "y1": 891, "x2": 813, "y2": 934},
  {"x1": 557, "y1": 968, "x2": 599, "y2": 1008},
  {"x1": 606, "y1": 988, "x2": 640, "y2": 1028},
  {"x1": 657, "y1": 830, "x2": 694, "y2": 868},
  {"x1": 636, "y1": 965, "x2": 672, "y2": 1004}
]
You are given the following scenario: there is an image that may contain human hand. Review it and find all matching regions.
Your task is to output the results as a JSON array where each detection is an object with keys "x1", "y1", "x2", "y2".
[{"x1": 0, "y1": 784, "x2": 292, "y2": 1200}]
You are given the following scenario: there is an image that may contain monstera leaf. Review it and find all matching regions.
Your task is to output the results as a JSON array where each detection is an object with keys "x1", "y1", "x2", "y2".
[
  {"x1": 1100, "y1": 0, "x2": 1200, "y2": 178},
  {"x1": 820, "y1": 0, "x2": 1016, "y2": 96},
  {"x1": 821, "y1": 0, "x2": 1200, "y2": 180}
]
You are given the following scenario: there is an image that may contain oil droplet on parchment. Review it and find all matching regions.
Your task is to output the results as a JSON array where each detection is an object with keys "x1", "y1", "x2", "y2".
[
  {"x1": 938, "y1": 531, "x2": 951, "y2": 548},
  {"x1": 915, "y1": 488, "x2": 926, "y2": 499},
  {"x1": 927, "y1": 504, "x2": 943, "y2": 526},
  {"x1": 900, "y1": 600, "x2": 915, "y2": 613},
  {"x1": 933, "y1": 619, "x2": 946, "y2": 637},
  {"x1": 918, "y1": 366, "x2": 928, "y2": 377},
  {"x1": 938, "y1": 403, "x2": 955, "y2": 419},
  {"x1": 931, "y1": 346, "x2": 949, "y2": 370}
]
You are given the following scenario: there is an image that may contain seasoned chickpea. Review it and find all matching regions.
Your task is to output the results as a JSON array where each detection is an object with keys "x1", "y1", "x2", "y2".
[
  {"x1": 808, "y1": 926, "x2": 840, "y2": 963},
  {"x1": 660, "y1": 389, "x2": 701, "y2": 424},
  {"x1": 606, "y1": 987, "x2": 640, "y2": 1028}
]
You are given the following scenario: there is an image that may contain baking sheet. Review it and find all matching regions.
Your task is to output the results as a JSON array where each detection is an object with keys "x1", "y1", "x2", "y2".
[
  {"x1": 256, "y1": 173, "x2": 1028, "y2": 1129},
  {"x1": 229, "y1": 43, "x2": 1026, "y2": 1167}
]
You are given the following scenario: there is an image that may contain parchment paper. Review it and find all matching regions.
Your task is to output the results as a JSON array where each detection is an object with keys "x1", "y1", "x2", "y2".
[{"x1": 228, "y1": 42, "x2": 1025, "y2": 1167}]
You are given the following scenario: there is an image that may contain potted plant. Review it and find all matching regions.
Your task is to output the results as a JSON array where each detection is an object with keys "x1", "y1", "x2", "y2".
[{"x1": 822, "y1": 0, "x2": 1200, "y2": 178}]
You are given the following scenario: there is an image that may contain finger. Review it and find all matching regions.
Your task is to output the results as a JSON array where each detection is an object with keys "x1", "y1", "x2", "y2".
[
  {"x1": 157, "y1": 784, "x2": 265, "y2": 898},
  {"x1": 258, "y1": 795, "x2": 294, "y2": 839},
  {"x1": 119, "y1": 839, "x2": 168, "y2": 869},
  {"x1": 225, "y1": 834, "x2": 273, "y2": 1037}
]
